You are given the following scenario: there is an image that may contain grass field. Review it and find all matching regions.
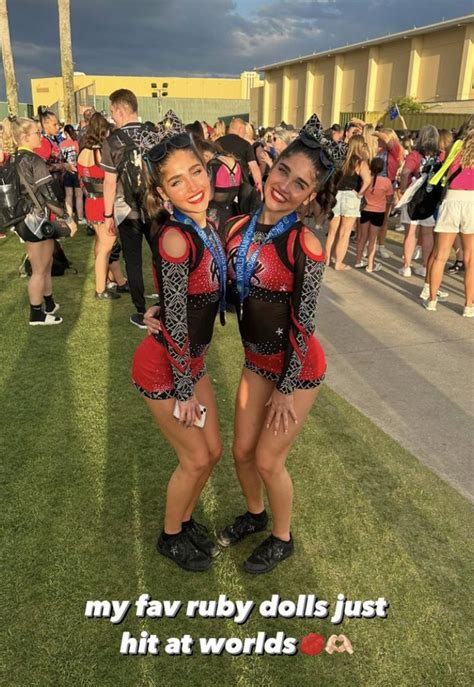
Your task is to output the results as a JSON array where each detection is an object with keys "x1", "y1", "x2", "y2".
[{"x1": 2, "y1": 231, "x2": 473, "y2": 687}]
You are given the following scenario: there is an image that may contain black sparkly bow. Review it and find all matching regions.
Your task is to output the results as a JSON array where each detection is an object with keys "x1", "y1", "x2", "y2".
[
  {"x1": 299, "y1": 113, "x2": 347, "y2": 167},
  {"x1": 139, "y1": 110, "x2": 187, "y2": 151}
]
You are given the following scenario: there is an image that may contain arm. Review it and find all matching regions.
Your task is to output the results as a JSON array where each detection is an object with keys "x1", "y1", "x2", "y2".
[
  {"x1": 357, "y1": 161, "x2": 371, "y2": 196},
  {"x1": 157, "y1": 227, "x2": 197, "y2": 420},
  {"x1": 103, "y1": 171, "x2": 117, "y2": 235},
  {"x1": 265, "y1": 230, "x2": 325, "y2": 434},
  {"x1": 277, "y1": 229, "x2": 325, "y2": 396}
]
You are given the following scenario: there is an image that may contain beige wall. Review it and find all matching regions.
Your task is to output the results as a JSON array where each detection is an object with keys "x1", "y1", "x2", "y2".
[
  {"x1": 31, "y1": 72, "x2": 262, "y2": 114},
  {"x1": 257, "y1": 20, "x2": 473, "y2": 127}
]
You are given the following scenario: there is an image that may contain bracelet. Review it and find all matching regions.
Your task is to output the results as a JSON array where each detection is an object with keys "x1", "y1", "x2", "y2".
[{"x1": 103, "y1": 212, "x2": 113, "y2": 219}]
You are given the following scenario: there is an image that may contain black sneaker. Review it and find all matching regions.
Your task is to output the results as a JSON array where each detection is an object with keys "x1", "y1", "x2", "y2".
[
  {"x1": 244, "y1": 534, "x2": 294, "y2": 574},
  {"x1": 86, "y1": 225, "x2": 95, "y2": 236},
  {"x1": 157, "y1": 530, "x2": 212, "y2": 572},
  {"x1": 116, "y1": 281, "x2": 130, "y2": 293},
  {"x1": 95, "y1": 290, "x2": 121, "y2": 300},
  {"x1": 130, "y1": 313, "x2": 147, "y2": 329},
  {"x1": 447, "y1": 260, "x2": 464, "y2": 273},
  {"x1": 184, "y1": 519, "x2": 219, "y2": 558},
  {"x1": 217, "y1": 510, "x2": 268, "y2": 547}
]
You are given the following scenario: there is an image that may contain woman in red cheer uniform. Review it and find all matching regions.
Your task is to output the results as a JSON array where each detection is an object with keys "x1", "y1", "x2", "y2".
[
  {"x1": 132, "y1": 113, "x2": 226, "y2": 572},
  {"x1": 217, "y1": 114, "x2": 341, "y2": 573}
]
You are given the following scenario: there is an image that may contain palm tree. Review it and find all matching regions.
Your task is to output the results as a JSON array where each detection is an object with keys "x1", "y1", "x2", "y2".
[
  {"x1": 58, "y1": 0, "x2": 75, "y2": 123},
  {"x1": 0, "y1": 0, "x2": 19, "y2": 116}
]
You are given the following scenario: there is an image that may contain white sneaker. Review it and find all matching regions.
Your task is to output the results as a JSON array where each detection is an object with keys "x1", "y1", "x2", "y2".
[
  {"x1": 377, "y1": 246, "x2": 390, "y2": 258},
  {"x1": 462, "y1": 306, "x2": 474, "y2": 318},
  {"x1": 420, "y1": 285, "x2": 449, "y2": 300},
  {"x1": 422, "y1": 299, "x2": 437, "y2": 311},
  {"x1": 354, "y1": 259, "x2": 368, "y2": 268},
  {"x1": 398, "y1": 266, "x2": 412, "y2": 277},
  {"x1": 394, "y1": 224, "x2": 404, "y2": 232},
  {"x1": 366, "y1": 262, "x2": 382, "y2": 273},
  {"x1": 413, "y1": 265, "x2": 427, "y2": 277}
]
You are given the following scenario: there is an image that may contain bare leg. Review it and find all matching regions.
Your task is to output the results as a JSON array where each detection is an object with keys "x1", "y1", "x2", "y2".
[
  {"x1": 420, "y1": 226, "x2": 434, "y2": 267},
  {"x1": 74, "y1": 187, "x2": 84, "y2": 221},
  {"x1": 109, "y1": 260, "x2": 128, "y2": 287},
  {"x1": 144, "y1": 374, "x2": 221, "y2": 533},
  {"x1": 94, "y1": 222, "x2": 116, "y2": 292},
  {"x1": 325, "y1": 215, "x2": 341, "y2": 266},
  {"x1": 355, "y1": 222, "x2": 369, "y2": 263},
  {"x1": 366, "y1": 225, "x2": 379, "y2": 270},
  {"x1": 429, "y1": 232, "x2": 456, "y2": 300},
  {"x1": 460, "y1": 233, "x2": 474, "y2": 307},
  {"x1": 402, "y1": 223, "x2": 418, "y2": 269},
  {"x1": 26, "y1": 240, "x2": 55, "y2": 306},
  {"x1": 65, "y1": 187, "x2": 74, "y2": 217},
  {"x1": 334, "y1": 216, "x2": 357, "y2": 269}
]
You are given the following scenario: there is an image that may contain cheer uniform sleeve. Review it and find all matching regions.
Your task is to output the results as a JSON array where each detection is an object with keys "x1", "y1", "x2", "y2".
[
  {"x1": 277, "y1": 230, "x2": 325, "y2": 395},
  {"x1": 156, "y1": 227, "x2": 194, "y2": 402}
]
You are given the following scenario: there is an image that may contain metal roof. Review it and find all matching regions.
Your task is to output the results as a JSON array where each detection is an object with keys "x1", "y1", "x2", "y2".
[{"x1": 255, "y1": 14, "x2": 473, "y2": 72}]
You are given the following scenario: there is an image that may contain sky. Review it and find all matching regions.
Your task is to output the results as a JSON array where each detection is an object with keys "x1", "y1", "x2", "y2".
[{"x1": 1, "y1": 0, "x2": 473, "y2": 102}]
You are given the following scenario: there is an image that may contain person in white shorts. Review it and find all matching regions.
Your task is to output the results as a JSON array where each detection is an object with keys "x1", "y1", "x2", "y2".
[{"x1": 424, "y1": 117, "x2": 474, "y2": 317}]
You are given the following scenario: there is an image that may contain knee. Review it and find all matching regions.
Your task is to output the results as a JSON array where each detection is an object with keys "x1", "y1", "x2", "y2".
[
  {"x1": 233, "y1": 441, "x2": 255, "y2": 467},
  {"x1": 255, "y1": 450, "x2": 285, "y2": 481},
  {"x1": 185, "y1": 451, "x2": 214, "y2": 477},
  {"x1": 208, "y1": 443, "x2": 223, "y2": 467}
]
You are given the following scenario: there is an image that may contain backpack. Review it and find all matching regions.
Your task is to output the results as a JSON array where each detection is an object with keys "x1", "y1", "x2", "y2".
[
  {"x1": 0, "y1": 155, "x2": 30, "y2": 230},
  {"x1": 21, "y1": 240, "x2": 74, "y2": 277},
  {"x1": 407, "y1": 157, "x2": 461, "y2": 221},
  {"x1": 109, "y1": 128, "x2": 145, "y2": 213}
]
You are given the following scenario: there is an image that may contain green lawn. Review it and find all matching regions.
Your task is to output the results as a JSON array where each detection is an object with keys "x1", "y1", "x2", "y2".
[{"x1": 2, "y1": 231, "x2": 473, "y2": 687}]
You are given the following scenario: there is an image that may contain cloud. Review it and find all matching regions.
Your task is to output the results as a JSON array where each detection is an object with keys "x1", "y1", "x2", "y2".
[{"x1": 1, "y1": 0, "x2": 472, "y2": 101}]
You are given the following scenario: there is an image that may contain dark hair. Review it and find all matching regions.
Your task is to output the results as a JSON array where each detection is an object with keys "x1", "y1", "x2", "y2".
[
  {"x1": 369, "y1": 156, "x2": 384, "y2": 190},
  {"x1": 109, "y1": 89, "x2": 138, "y2": 113},
  {"x1": 37, "y1": 105, "x2": 57, "y2": 126},
  {"x1": 143, "y1": 136, "x2": 206, "y2": 233},
  {"x1": 331, "y1": 124, "x2": 343, "y2": 133},
  {"x1": 185, "y1": 121, "x2": 204, "y2": 141},
  {"x1": 64, "y1": 124, "x2": 77, "y2": 141},
  {"x1": 81, "y1": 112, "x2": 112, "y2": 150},
  {"x1": 277, "y1": 139, "x2": 340, "y2": 220}
]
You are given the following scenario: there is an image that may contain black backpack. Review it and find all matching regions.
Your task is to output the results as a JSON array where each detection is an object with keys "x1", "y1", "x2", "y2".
[
  {"x1": 21, "y1": 240, "x2": 74, "y2": 277},
  {"x1": 0, "y1": 155, "x2": 30, "y2": 230},
  {"x1": 109, "y1": 129, "x2": 145, "y2": 213},
  {"x1": 407, "y1": 158, "x2": 461, "y2": 221}
]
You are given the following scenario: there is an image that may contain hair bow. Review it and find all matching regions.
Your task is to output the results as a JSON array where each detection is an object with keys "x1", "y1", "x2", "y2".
[
  {"x1": 139, "y1": 109, "x2": 187, "y2": 152},
  {"x1": 299, "y1": 113, "x2": 347, "y2": 166}
]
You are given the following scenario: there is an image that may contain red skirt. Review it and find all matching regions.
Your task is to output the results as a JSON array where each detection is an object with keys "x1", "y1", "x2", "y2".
[
  {"x1": 244, "y1": 335, "x2": 326, "y2": 389},
  {"x1": 132, "y1": 335, "x2": 206, "y2": 400},
  {"x1": 85, "y1": 197, "x2": 104, "y2": 224}
]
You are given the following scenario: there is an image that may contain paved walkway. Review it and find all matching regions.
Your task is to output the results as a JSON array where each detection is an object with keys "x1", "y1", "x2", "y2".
[{"x1": 316, "y1": 234, "x2": 474, "y2": 501}]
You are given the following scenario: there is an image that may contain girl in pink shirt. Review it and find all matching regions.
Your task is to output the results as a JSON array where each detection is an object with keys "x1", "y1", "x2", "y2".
[{"x1": 354, "y1": 158, "x2": 393, "y2": 272}]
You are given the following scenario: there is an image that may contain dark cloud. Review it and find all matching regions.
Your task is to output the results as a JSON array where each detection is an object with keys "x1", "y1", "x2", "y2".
[{"x1": 1, "y1": 0, "x2": 472, "y2": 102}]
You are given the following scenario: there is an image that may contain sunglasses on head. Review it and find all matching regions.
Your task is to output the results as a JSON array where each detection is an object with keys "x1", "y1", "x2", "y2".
[{"x1": 146, "y1": 133, "x2": 191, "y2": 164}]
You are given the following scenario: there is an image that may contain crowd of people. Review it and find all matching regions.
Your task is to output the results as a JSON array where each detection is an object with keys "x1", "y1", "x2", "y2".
[{"x1": 0, "y1": 88, "x2": 472, "y2": 574}]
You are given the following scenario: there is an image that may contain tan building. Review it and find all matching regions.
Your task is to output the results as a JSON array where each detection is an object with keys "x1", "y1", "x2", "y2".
[
  {"x1": 31, "y1": 71, "x2": 261, "y2": 122},
  {"x1": 251, "y1": 15, "x2": 474, "y2": 127}
]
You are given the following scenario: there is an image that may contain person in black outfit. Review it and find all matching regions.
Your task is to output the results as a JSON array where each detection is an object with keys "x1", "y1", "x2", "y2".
[
  {"x1": 2, "y1": 116, "x2": 77, "y2": 325},
  {"x1": 101, "y1": 89, "x2": 151, "y2": 329},
  {"x1": 217, "y1": 118, "x2": 263, "y2": 207}
]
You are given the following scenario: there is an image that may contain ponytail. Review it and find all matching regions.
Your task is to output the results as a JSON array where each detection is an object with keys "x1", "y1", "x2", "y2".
[{"x1": 1, "y1": 116, "x2": 37, "y2": 153}]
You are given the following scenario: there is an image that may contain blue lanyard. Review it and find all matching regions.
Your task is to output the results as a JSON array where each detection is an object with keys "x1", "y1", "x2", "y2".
[
  {"x1": 172, "y1": 208, "x2": 227, "y2": 324},
  {"x1": 235, "y1": 209, "x2": 298, "y2": 318}
]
